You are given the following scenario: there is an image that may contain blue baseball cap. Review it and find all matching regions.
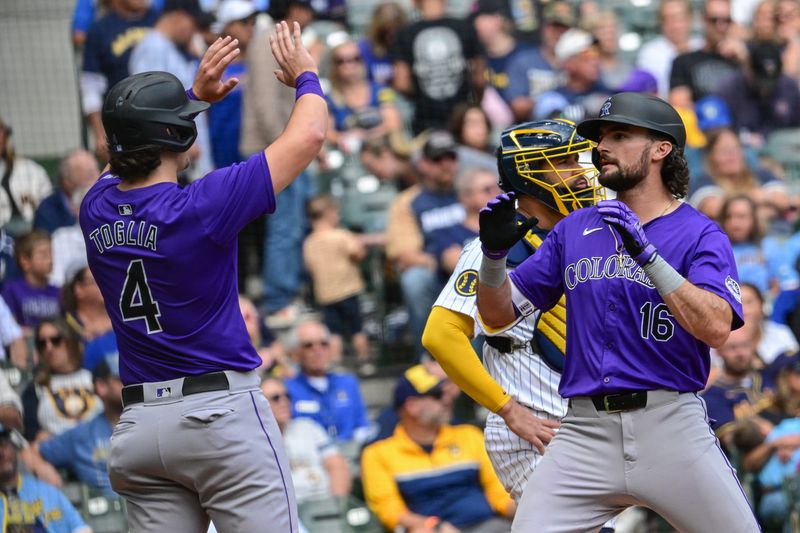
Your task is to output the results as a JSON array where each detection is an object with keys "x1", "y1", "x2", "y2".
[
  {"x1": 393, "y1": 364, "x2": 445, "y2": 409},
  {"x1": 694, "y1": 96, "x2": 732, "y2": 132}
]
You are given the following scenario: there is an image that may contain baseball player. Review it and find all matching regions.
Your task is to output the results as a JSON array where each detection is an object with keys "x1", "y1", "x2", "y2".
[
  {"x1": 422, "y1": 119, "x2": 603, "y2": 499},
  {"x1": 78, "y1": 24, "x2": 326, "y2": 532},
  {"x1": 477, "y1": 92, "x2": 760, "y2": 532}
]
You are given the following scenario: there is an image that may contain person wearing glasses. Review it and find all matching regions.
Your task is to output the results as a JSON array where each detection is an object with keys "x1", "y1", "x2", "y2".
[
  {"x1": 283, "y1": 319, "x2": 372, "y2": 444},
  {"x1": 669, "y1": 0, "x2": 747, "y2": 110},
  {"x1": 261, "y1": 376, "x2": 351, "y2": 504},
  {"x1": 21, "y1": 318, "x2": 102, "y2": 443},
  {"x1": 325, "y1": 38, "x2": 403, "y2": 156},
  {"x1": 361, "y1": 364, "x2": 515, "y2": 533}
]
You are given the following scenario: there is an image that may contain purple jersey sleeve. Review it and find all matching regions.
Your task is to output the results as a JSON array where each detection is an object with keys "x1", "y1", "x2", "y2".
[
  {"x1": 687, "y1": 226, "x2": 745, "y2": 330},
  {"x1": 508, "y1": 222, "x2": 565, "y2": 311},
  {"x1": 190, "y1": 152, "x2": 275, "y2": 246}
]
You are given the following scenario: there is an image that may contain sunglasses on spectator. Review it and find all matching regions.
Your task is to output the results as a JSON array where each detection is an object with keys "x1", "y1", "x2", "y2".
[
  {"x1": 335, "y1": 55, "x2": 363, "y2": 66},
  {"x1": 302, "y1": 339, "x2": 330, "y2": 349},
  {"x1": 36, "y1": 334, "x2": 64, "y2": 351},
  {"x1": 267, "y1": 392, "x2": 291, "y2": 403},
  {"x1": 706, "y1": 15, "x2": 732, "y2": 25}
]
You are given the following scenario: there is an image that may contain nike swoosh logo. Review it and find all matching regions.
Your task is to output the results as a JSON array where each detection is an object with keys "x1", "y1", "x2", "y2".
[{"x1": 583, "y1": 227, "x2": 603, "y2": 236}]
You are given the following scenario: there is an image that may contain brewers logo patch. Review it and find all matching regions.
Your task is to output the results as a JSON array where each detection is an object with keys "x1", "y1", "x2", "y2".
[{"x1": 455, "y1": 270, "x2": 478, "y2": 296}]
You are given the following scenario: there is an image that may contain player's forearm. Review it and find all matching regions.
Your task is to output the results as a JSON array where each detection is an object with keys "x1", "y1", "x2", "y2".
[
  {"x1": 477, "y1": 249, "x2": 516, "y2": 328},
  {"x1": 422, "y1": 306, "x2": 510, "y2": 413},
  {"x1": 662, "y1": 282, "x2": 733, "y2": 348},
  {"x1": 263, "y1": 76, "x2": 327, "y2": 195},
  {"x1": 477, "y1": 279, "x2": 516, "y2": 329}
]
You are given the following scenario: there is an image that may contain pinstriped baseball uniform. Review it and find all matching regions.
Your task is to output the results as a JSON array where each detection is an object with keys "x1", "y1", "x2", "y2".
[{"x1": 433, "y1": 233, "x2": 564, "y2": 500}]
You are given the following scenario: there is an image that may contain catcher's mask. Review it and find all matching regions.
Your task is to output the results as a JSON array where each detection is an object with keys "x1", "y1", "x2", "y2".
[{"x1": 497, "y1": 119, "x2": 605, "y2": 215}]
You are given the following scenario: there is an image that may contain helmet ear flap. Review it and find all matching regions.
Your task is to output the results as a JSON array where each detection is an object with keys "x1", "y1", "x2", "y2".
[{"x1": 591, "y1": 147, "x2": 602, "y2": 172}]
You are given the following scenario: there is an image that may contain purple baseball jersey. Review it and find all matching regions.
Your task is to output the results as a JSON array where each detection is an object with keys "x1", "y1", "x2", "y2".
[
  {"x1": 79, "y1": 153, "x2": 275, "y2": 385},
  {"x1": 508, "y1": 203, "x2": 744, "y2": 397},
  {"x1": 1, "y1": 280, "x2": 61, "y2": 328}
]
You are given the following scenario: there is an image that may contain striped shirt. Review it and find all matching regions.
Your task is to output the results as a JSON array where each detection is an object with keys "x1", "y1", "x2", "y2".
[{"x1": 433, "y1": 237, "x2": 566, "y2": 417}]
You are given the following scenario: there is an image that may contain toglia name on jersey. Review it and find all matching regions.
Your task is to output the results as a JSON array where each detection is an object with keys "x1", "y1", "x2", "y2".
[
  {"x1": 564, "y1": 254, "x2": 656, "y2": 291},
  {"x1": 88, "y1": 220, "x2": 159, "y2": 254}
]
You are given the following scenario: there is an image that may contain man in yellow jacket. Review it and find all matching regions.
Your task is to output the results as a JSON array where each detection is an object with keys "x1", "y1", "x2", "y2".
[{"x1": 361, "y1": 364, "x2": 514, "y2": 533}]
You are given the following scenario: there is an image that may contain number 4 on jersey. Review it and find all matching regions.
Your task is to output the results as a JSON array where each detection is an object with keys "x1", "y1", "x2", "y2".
[{"x1": 120, "y1": 259, "x2": 162, "y2": 334}]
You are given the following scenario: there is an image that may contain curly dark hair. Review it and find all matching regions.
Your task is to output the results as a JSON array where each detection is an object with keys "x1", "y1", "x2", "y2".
[
  {"x1": 108, "y1": 144, "x2": 163, "y2": 182},
  {"x1": 648, "y1": 133, "x2": 689, "y2": 199}
]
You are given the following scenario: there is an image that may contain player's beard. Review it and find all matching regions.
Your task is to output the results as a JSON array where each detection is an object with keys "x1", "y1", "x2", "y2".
[{"x1": 599, "y1": 149, "x2": 651, "y2": 193}]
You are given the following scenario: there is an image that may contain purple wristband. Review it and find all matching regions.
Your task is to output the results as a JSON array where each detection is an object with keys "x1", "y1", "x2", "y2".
[
  {"x1": 481, "y1": 244, "x2": 510, "y2": 260},
  {"x1": 186, "y1": 88, "x2": 199, "y2": 101},
  {"x1": 295, "y1": 71, "x2": 324, "y2": 100}
]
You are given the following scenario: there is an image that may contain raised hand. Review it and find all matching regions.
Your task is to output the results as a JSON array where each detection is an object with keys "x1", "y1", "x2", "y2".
[
  {"x1": 192, "y1": 36, "x2": 241, "y2": 103},
  {"x1": 479, "y1": 192, "x2": 538, "y2": 259},
  {"x1": 270, "y1": 21, "x2": 318, "y2": 87},
  {"x1": 597, "y1": 199, "x2": 657, "y2": 265}
]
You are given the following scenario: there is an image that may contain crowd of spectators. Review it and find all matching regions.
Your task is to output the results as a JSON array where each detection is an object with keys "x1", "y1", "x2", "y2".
[{"x1": 3, "y1": 0, "x2": 800, "y2": 529}]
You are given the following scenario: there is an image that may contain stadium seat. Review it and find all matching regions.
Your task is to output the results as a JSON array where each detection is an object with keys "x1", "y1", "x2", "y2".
[
  {"x1": 762, "y1": 128, "x2": 800, "y2": 185},
  {"x1": 61, "y1": 481, "x2": 84, "y2": 509},
  {"x1": 80, "y1": 485, "x2": 128, "y2": 533},
  {"x1": 298, "y1": 495, "x2": 383, "y2": 533}
]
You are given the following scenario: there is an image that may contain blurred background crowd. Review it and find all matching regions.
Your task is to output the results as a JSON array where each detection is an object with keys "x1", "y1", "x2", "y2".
[{"x1": 2, "y1": 0, "x2": 800, "y2": 530}]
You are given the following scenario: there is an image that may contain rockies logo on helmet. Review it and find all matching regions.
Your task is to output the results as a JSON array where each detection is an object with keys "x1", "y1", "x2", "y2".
[{"x1": 497, "y1": 119, "x2": 605, "y2": 215}]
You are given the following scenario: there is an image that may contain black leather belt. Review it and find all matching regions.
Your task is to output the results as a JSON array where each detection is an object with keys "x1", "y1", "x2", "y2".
[
  {"x1": 485, "y1": 336, "x2": 532, "y2": 353},
  {"x1": 121, "y1": 371, "x2": 230, "y2": 407},
  {"x1": 590, "y1": 391, "x2": 648, "y2": 413}
]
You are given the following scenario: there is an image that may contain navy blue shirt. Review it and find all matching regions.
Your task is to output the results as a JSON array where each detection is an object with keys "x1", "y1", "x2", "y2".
[
  {"x1": 719, "y1": 72, "x2": 800, "y2": 137},
  {"x1": 486, "y1": 45, "x2": 542, "y2": 107},
  {"x1": 82, "y1": 7, "x2": 158, "y2": 87},
  {"x1": 700, "y1": 373, "x2": 770, "y2": 435},
  {"x1": 33, "y1": 191, "x2": 74, "y2": 234},
  {"x1": 410, "y1": 189, "x2": 465, "y2": 247},
  {"x1": 209, "y1": 62, "x2": 247, "y2": 168},
  {"x1": 425, "y1": 224, "x2": 477, "y2": 263}
]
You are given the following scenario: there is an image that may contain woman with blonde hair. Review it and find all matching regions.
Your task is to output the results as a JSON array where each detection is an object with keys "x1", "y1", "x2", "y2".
[
  {"x1": 691, "y1": 128, "x2": 780, "y2": 196},
  {"x1": 325, "y1": 38, "x2": 403, "y2": 154}
]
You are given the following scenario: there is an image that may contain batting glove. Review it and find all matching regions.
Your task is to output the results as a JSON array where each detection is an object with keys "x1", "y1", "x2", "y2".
[
  {"x1": 597, "y1": 199, "x2": 657, "y2": 266},
  {"x1": 479, "y1": 192, "x2": 538, "y2": 259}
]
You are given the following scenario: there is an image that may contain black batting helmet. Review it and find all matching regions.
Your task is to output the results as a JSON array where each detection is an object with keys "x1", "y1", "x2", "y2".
[
  {"x1": 102, "y1": 72, "x2": 208, "y2": 154},
  {"x1": 577, "y1": 92, "x2": 686, "y2": 148},
  {"x1": 497, "y1": 119, "x2": 604, "y2": 215}
]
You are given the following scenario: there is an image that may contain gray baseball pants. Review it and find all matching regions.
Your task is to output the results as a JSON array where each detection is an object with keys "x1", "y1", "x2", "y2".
[
  {"x1": 108, "y1": 370, "x2": 298, "y2": 533},
  {"x1": 512, "y1": 390, "x2": 760, "y2": 533}
]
